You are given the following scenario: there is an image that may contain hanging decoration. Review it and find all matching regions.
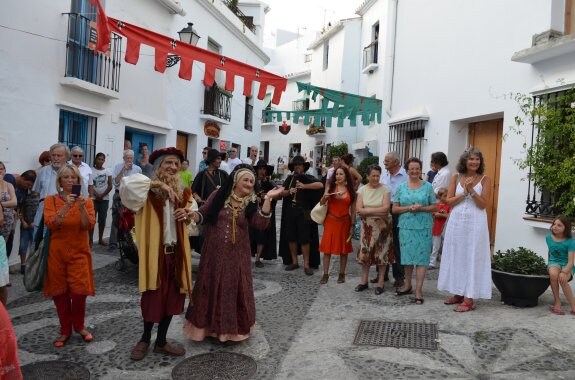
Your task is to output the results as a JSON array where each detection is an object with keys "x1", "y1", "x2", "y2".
[
  {"x1": 89, "y1": 0, "x2": 287, "y2": 104},
  {"x1": 265, "y1": 82, "x2": 383, "y2": 127},
  {"x1": 204, "y1": 121, "x2": 221, "y2": 138},
  {"x1": 279, "y1": 121, "x2": 291, "y2": 135}
]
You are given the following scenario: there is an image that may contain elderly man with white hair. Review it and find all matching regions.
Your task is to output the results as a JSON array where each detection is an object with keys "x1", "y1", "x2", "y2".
[
  {"x1": 69, "y1": 146, "x2": 93, "y2": 196},
  {"x1": 32, "y1": 143, "x2": 70, "y2": 236},
  {"x1": 108, "y1": 149, "x2": 141, "y2": 250}
]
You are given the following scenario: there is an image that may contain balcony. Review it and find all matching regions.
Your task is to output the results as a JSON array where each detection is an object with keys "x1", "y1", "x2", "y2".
[
  {"x1": 362, "y1": 41, "x2": 379, "y2": 74},
  {"x1": 201, "y1": 84, "x2": 232, "y2": 122},
  {"x1": 221, "y1": 0, "x2": 256, "y2": 33},
  {"x1": 64, "y1": 13, "x2": 122, "y2": 92}
]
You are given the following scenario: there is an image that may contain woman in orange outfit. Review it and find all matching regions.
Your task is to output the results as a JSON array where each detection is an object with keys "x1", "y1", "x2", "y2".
[
  {"x1": 43, "y1": 164, "x2": 95, "y2": 347},
  {"x1": 319, "y1": 166, "x2": 356, "y2": 284}
]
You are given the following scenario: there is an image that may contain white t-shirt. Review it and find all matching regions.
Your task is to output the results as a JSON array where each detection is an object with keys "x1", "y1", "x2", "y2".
[{"x1": 92, "y1": 167, "x2": 112, "y2": 200}]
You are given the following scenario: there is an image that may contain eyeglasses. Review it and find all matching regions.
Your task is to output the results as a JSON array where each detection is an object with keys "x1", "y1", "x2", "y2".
[
  {"x1": 73, "y1": 154, "x2": 83, "y2": 158},
  {"x1": 202, "y1": 152, "x2": 208, "y2": 155},
  {"x1": 231, "y1": 150, "x2": 237, "y2": 153}
]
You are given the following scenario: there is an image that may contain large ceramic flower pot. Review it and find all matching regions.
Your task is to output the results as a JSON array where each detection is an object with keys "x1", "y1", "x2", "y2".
[{"x1": 491, "y1": 269, "x2": 550, "y2": 307}]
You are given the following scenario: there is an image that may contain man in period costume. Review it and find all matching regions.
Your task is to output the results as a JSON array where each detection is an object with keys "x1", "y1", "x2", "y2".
[
  {"x1": 278, "y1": 156, "x2": 323, "y2": 275},
  {"x1": 120, "y1": 147, "x2": 194, "y2": 361}
]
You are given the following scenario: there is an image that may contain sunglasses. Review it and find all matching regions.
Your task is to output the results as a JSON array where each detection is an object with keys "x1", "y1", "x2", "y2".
[{"x1": 73, "y1": 154, "x2": 83, "y2": 158}]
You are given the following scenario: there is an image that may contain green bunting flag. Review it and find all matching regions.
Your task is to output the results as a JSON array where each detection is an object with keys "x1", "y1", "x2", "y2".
[{"x1": 265, "y1": 82, "x2": 383, "y2": 128}]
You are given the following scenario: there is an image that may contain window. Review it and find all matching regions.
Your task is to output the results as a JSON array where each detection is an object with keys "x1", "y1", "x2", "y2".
[
  {"x1": 304, "y1": 53, "x2": 312, "y2": 63},
  {"x1": 292, "y1": 98, "x2": 310, "y2": 111},
  {"x1": 207, "y1": 38, "x2": 224, "y2": 85},
  {"x1": 59, "y1": 110, "x2": 97, "y2": 166},
  {"x1": 363, "y1": 22, "x2": 379, "y2": 69},
  {"x1": 244, "y1": 96, "x2": 253, "y2": 131},
  {"x1": 524, "y1": 90, "x2": 574, "y2": 218},
  {"x1": 323, "y1": 41, "x2": 329, "y2": 70},
  {"x1": 387, "y1": 120, "x2": 426, "y2": 165},
  {"x1": 65, "y1": 0, "x2": 122, "y2": 91}
]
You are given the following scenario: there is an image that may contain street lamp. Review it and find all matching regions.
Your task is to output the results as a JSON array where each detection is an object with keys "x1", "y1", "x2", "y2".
[{"x1": 167, "y1": 22, "x2": 200, "y2": 67}]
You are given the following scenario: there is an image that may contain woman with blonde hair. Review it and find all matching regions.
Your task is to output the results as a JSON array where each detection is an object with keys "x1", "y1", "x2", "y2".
[{"x1": 43, "y1": 164, "x2": 95, "y2": 347}]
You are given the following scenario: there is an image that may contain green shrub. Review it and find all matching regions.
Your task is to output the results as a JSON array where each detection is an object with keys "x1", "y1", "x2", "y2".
[
  {"x1": 357, "y1": 156, "x2": 380, "y2": 184},
  {"x1": 328, "y1": 142, "x2": 348, "y2": 164},
  {"x1": 491, "y1": 247, "x2": 548, "y2": 275}
]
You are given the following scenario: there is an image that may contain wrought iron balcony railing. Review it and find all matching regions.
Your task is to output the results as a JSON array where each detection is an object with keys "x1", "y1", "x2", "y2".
[
  {"x1": 203, "y1": 84, "x2": 232, "y2": 121},
  {"x1": 362, "y1": 41, "x2": 378, "y2": 69},
  {"x1": 64, "y1": 13, "x2": 122, "y2": 92},
  {"x1": 221, "y1": 0, "x2": 256, "y2": 33}
]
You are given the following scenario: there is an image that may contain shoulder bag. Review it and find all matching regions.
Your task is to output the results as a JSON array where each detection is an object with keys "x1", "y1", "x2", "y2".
[{"x1": 310, "y1": 201, "x2": 328, "y2": 225}]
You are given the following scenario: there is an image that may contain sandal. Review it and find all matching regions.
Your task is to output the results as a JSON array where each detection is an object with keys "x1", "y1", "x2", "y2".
[
  {"x1": 444, "y1": 295, "x2": 464, "y2": 305},
  {"x1": 53, "y1": 335, "x2": 70, "y2": 348},
  {"x1": 550, "y1": 306, "x2": 565, "y2": 315},
  {"x1": 414, "y1": 298, "x2": 424, "y2": 305},
  {"x1": 454, "y1": 300, "x2": 475, "y2": 312},
  {"x1": 337, "y1": 273, "x2": 345, "y2": 283},
  {"x1": 78, "y1": 329, "x2": 94, "y2": 342},
  {"x1": 255, "y1": 260, "x2": 264, "y2": 268},
  {"x1": 354, "y1": 284, "x2": 368, "y2": 292},
  {"x1": 320, "y1": 274, "x2": 329, "y2": 284},
  {"x1": 395, "y1": 287, "x2": 412, "y2": 296},
  {"x1": 374, "y1": 287, "x2": 384, "y2": 295}
]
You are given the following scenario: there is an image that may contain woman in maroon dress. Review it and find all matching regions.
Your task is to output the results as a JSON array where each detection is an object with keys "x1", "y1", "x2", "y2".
[{"x1": 185, "y1": 165, "x2": 283, "y2": 342}]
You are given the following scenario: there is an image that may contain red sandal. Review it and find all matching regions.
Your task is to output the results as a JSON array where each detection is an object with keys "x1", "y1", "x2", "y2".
[
  {"x1": 454, "y1": 300, "x2": 475, "y2": 312},
  {"x1": 53, "y1": 335, "x2": 70, "y2": 348}
]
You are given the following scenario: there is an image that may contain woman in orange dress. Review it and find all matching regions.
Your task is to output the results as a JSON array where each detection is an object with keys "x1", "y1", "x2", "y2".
[
  {"x1": 319, "y1": 166, "x2": 356, "y2": 284},
  {"x1": 43, "y1": 164, "x2": 95, "y2": 347}
]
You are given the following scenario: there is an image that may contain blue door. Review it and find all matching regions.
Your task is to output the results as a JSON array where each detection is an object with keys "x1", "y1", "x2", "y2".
[{"x1": 126, "y1": 130, "x2": 154, "y2": 161}]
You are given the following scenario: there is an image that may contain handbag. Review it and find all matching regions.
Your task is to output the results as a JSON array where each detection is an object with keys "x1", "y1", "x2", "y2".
[
  {"x1": 24, "y1": 219, "x2": 51, "y2": 292},
  {"x1": 187, "y1": 198, "x2": 200, "y2": 237},
  {"x1": 310, "y1": 201, "x2": 328, "y2": 224}
]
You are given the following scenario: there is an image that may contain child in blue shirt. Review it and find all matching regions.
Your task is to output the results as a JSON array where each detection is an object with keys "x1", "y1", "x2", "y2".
[{"x1": 547, "y1": 215, "x2": 575, "y2": 315}]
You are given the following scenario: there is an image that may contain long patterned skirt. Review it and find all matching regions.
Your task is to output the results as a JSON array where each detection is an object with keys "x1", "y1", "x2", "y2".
[{"x1": 356, "y1": 216, "x2": 395, "y2": 267}]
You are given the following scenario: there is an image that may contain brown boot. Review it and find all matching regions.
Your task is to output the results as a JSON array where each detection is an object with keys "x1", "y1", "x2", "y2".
[
  {"x1": 130, "y1": 341, "x2": 150, "y2": 361},
  {"x1": 153, "y1": 342, "x2": 185, "y2": 356}
]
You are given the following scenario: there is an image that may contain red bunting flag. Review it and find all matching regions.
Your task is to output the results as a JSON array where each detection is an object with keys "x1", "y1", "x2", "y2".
[{"x1": 89, "y1": 0, "x2": 287, "y2": 104}]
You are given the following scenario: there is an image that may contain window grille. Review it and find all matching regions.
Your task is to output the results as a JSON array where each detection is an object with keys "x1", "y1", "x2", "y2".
[
  {"x1": 59, "y1": 110, "x2": 98, "y2": 166},
  {"x1": 387, "y1": 120, "x2": 426, "y2": 166}
]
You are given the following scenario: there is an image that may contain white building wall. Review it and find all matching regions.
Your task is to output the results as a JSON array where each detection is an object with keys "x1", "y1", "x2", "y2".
[
  {"x1": 389, "y1": 0, "x2": 553, "y2": 254},
  {"x1": 0, "y1": 0, "x2": 270, "y2": 174},
  {"x1": 356, "y1": 0, "x2": 388, "y2": 160}
]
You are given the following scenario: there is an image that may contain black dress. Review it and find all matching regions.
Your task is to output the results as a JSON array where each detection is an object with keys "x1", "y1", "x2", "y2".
[
  {"x1": 278, "y1": 174, "x2": 322, "y2": 268},
  {"x1": 250, "y1": 179, "x2": 277, "y2": 260}
]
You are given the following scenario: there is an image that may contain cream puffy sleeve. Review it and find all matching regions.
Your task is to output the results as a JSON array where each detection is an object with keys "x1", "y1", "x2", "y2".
[{"x1": 119, "y1": 173, "x2": 151, "y2": 212}]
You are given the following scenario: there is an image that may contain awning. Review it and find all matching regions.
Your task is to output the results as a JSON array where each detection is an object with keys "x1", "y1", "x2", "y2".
[{"x1": 387, "y1": 106, "x2": 430, "y2": 125}]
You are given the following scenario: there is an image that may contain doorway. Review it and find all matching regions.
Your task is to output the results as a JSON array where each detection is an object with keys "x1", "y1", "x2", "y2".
[
  {"x1": 177, "y1": 132, "x2": 189, "y2": 160},
  {"x1": 468, "y1": 119, "x2": 502, "y2": 248},
  {"x1": 125, "y1": 129, "x2": 154, "y2": 161}
]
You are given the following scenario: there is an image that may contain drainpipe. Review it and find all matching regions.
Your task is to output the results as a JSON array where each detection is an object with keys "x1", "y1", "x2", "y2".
[{"x1": 384, "y1": 0, "x2": 398, "y2": 117}]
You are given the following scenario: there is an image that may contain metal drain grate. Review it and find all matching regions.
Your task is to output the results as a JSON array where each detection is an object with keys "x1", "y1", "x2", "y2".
[
  {"x1": 172, "y1": 352, "x2": 257, "y2": 380},
  {"x1": 353, "y1": 320, "x2": 439, "y2": 350},
  {"x1": 21, "y1": 360, "x2": 90, "y2": 379}
]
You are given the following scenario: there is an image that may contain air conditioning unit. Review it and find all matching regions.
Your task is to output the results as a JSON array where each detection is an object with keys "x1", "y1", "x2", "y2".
[{"x1": 156, "y1": 0, "x2": 186, "y2": 16}]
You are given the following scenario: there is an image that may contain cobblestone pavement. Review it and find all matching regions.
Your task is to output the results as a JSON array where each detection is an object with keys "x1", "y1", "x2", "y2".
[{"x1": 7, "y1": 206, "x2": 575, "y2": 379}]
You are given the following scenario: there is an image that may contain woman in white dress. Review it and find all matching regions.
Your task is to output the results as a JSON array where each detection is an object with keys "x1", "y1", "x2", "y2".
[{"x1": 437, "y1": 148, "x2": 492, "y2": 312}]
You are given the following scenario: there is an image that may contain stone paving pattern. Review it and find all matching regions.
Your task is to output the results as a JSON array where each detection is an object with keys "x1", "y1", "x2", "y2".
[{"x1": 7, "y1": 205, "x2": 575, "y2": 379}]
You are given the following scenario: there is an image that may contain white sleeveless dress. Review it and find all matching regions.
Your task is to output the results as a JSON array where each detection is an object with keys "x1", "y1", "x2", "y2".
[{"x1": 437, "y1": 178, "x2": 492, "y2": 299}]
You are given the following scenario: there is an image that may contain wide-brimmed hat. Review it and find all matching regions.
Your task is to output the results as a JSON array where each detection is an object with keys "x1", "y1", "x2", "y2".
[
  {"x1": 288, "y1": 155, "x2": 310, "y2": 171},
  {"x1": 149, "y1": 147, "x2": 185, "y2": 165},
  {"x1": 253, "y1": 160, "x2": 274, "y2": 176},
  {"x1": 206, "y1": 148, "x2": 226, "y2": 164}
]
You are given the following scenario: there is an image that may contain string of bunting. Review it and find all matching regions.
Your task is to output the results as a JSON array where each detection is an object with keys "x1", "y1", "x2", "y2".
[
  {"x1": 88, "y1": 0, "x2": 287, "y2": 104},
  {"x1": 265, "y1": 81, "x2": 383, "y2": 127}
]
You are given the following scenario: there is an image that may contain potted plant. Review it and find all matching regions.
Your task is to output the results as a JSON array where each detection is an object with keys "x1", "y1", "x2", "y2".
[{"x1": 491, "y1": 247, "x2": 549, "y2": 307}]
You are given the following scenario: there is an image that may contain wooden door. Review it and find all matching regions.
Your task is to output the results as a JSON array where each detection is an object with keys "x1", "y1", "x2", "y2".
[
  {"x1": 176, "y1": 132, "x2": 188, "y2": 160},
  {"x1": 468, "y1": 119, "x2": 502, "y2": 248}
]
